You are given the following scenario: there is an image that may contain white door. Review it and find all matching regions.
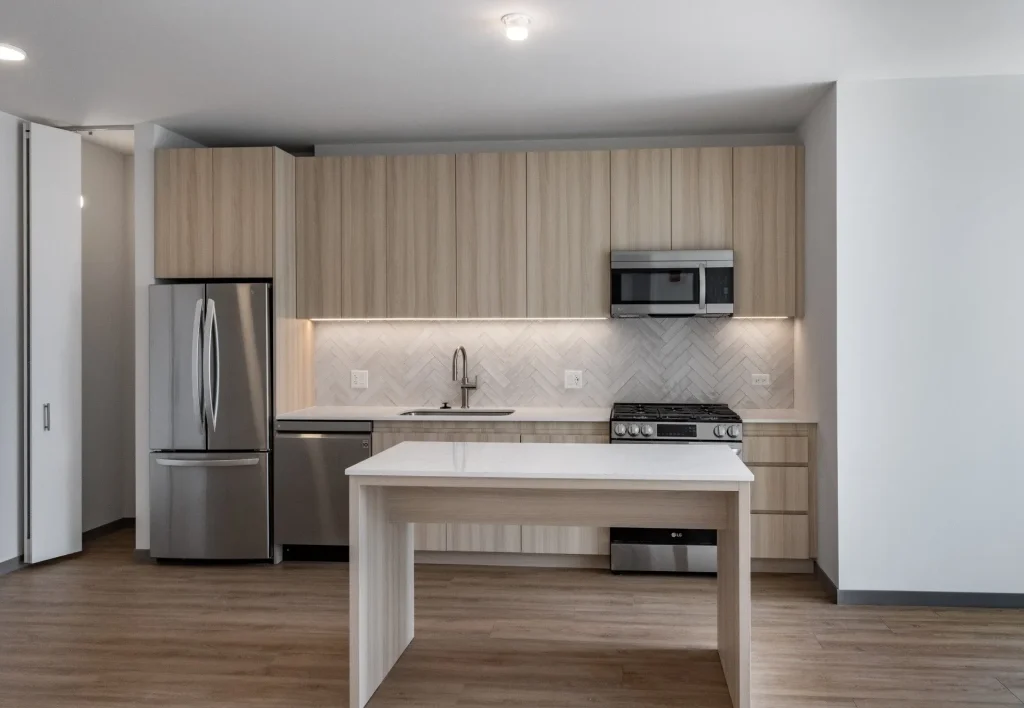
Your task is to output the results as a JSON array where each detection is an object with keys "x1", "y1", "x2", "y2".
[{"x1": 24, "y1": 123, "x2": 82, "y2": 563}]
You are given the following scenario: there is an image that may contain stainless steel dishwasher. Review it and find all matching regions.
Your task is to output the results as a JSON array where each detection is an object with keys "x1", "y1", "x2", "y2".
[{"x1": 274, "y1": 420, "x2": 372, "y2": 548}]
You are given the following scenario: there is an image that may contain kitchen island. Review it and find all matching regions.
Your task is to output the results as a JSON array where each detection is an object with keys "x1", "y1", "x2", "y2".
[{"x1": 346, "y1": 441, "x2": 754, "y2": 708}]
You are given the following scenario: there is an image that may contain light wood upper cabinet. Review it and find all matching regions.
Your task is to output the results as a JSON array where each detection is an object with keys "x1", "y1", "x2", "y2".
[
  {"x1": 387, "y1": 155, "x2": 457, "y2": 318},
  {"x1": 212, "y1": 147, "x2": 275, "y2": 277},
  {"x1": 526, "y1": 150, "x2": 611, "y2": 318},
  {"x1": 456, "y1": 152, "x2": 527, "y2": 318},
  {"x1": 341, "y1": 156, "x2": 388, "y2": 318},
  {"x1": 610, "y1": 149, "x2": 671, "y2": 250},
  {"x1": 733, "y1": 146, "x2": 798, "y2": 316},
  {"x1": 671, "y1": 147, "x2": 733, "y2": 249},
  {"x1": 155, "y1": 149, "x2": 214, "y2": 278},
  {"x1": 295, "y1": 157, "x2": 343, "y2": 318}
]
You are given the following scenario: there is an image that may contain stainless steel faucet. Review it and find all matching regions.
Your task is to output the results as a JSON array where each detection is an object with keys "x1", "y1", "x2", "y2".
[{"x1": 451, "y1": 346, "x2": 478, "y2": 409}]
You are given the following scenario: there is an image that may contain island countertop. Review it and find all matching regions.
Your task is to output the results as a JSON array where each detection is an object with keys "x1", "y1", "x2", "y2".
[{"x1": 346, "y1": 441, "x2": 754, "y2": 483}]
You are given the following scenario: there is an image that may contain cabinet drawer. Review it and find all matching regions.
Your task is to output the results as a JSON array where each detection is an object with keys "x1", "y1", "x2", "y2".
[
  {"x1": 750, "y1": 466, "x2": 808, "y2": 513},
  {"x1": 414, "y1": 523, "x2": 447, "y2": 551},
  {"x1": 751, "y1": 514, "x2": 809, "y2": 559},
  {"x1": 743, "y1": 436, "x2": 808, "y2": 465}
]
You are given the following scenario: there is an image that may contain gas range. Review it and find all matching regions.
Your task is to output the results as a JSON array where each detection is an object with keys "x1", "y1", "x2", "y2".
[{"x1": 610, "y1": 403, "x2": 742, "y2": 443}]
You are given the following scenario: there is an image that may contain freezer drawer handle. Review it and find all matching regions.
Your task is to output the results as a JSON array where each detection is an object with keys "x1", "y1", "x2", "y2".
[{"x1": 154, "y1": 458, "x2": 259, "y2": 468}]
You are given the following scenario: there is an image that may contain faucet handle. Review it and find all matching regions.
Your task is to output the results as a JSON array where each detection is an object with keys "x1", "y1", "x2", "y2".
[{"x1": 461, "y1": 376, "x2": 478, "y2": 390}]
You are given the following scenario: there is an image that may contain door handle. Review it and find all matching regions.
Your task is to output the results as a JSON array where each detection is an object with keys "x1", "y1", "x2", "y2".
[
  {"x1": 43, "y1": 403, "x2": 50, "y2": 431},
  {"x1": 203, "y1": 298, "x2": 220, "y2": 432},
  {"x1": 192, "y1": 298, "x2": 204, "y2": 432},
  {"x1": 155, "y1": 458, "x2": 259, "y2": 468},
  {"x1": 698, "y1": 263, "x2": 706, "y2": 309}
]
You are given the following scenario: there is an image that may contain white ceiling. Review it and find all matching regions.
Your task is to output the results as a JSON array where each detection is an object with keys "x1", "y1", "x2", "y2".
[{"x1": 2, "y1": 0, "x2": 1024, "y2": 147}]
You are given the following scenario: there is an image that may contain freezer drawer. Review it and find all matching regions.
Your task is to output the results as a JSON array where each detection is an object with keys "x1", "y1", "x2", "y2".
[
  {"x1": 274, "y1": 431, "x2": 371, "y2": 546},
  {"x1": 149, "y1": 452, "x2": 270, "y2": 560}
]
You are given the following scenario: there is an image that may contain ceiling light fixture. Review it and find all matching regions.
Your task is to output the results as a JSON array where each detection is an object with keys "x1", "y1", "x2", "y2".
[
  {"x1": 0, "y1": 43, "x2": 27, "y2": 62},
  {"x1": 501, "y1": 13, "x2": 530, "y2": 41}
]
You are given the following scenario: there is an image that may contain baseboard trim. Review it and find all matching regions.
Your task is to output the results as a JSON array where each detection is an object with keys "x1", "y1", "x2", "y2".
[
  {"x1": 814, "y1": 561, "x2": 838, "y2": 601},
  {"x1": 838, "y1": 589, "x2": 1024, "y2": 609},
  {"x1": 0, "y1": 556, "x2": 22, "y2": 577},
  {"x1": 83, "y1": 517, "x2": 135, "y2": 543},
  {"x1": 416, "y1": 551, "x2": 609, "y2": 569}
]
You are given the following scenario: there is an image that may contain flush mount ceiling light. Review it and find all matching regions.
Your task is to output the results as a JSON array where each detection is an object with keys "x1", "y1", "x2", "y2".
[
  {"x1": 501, "y1": 13, "x2": 530, "y2": 41},
  {"x1": 0, "y1": 43, "x2": 27, "y2": 62}
]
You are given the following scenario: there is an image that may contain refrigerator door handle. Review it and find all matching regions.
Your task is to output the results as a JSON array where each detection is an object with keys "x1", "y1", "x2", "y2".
[
  {"x1": 191, "y1": 298, "x2": 204, "y2": 432},
  {"x1": 203, "y1": 298, "x2": 217, "y2": 431},
  {"x1": 154, "y1": 457, "x2": 259, "y2": 468},
  {"x1": 210, "y1": 299, "x2": 221, "y2": 430}
]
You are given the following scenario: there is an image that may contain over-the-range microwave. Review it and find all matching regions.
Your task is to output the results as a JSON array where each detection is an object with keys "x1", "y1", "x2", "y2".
[{"x1": 610, "y1": 250, "x2": 734, "y2": 318}]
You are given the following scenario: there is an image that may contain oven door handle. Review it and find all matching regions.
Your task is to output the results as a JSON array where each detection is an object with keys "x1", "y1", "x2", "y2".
[{"x1": 698, "y1": 263, "x2": 706, "y2": 309}]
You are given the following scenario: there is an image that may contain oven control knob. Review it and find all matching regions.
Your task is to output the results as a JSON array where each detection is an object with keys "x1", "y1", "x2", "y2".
[
  {"x1": 641, "y1": 424, "x2": 654, "y2": 437},
  {"x1": 627, "y1": 424, "x2": 640, "y2": 437},
  {"x1": 727, "y1": 425, "x2": 740, "y2": 439},
  {"x1": 613, "y1": 423, "x2": 626, "y2": 437},
  {"x1": 713, "y1": 425, "x2": 726, "y2": 438}
]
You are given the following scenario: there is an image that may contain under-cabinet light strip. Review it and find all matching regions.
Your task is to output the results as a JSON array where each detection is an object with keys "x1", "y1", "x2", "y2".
[{"x1": 309, "y1": 317, "x2": 610, "y2": 322}]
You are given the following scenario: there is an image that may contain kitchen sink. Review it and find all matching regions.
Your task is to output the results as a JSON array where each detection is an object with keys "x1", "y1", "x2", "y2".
[{"x1": 400, "y1": 409, "x2": 515, "y2": 417}]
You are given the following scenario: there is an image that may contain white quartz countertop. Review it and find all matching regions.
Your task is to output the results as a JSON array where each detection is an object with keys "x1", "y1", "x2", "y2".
[
  {"x1": 277, "y1": 406, "x2": 611, "y2": 423},
  {"x1": 346, "y1": 441, "x2": 755, "y2": 483},
  {"x1": 734, "y1": 409, "x2": 817, "y2": 424}
]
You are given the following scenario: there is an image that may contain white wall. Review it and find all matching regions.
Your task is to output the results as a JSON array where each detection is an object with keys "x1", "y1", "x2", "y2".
[
  {"x1": 81, "y1": 140, "x2": 134, "y2": 532},
  {"x1": 123, "y1": 158, "x2": 135, "y2": 519},
  {"x1": 133, "y1": 124, "x2": 203, "y2": 550},
  {"x1": 0, "y1": 111, "x2": 22, "y2": 565},
  {"x1": 836, "y1": 77, "x2": 1024, "y2": 593},
  {"x1": 796, "y1": 87, "x2": 839, "y2": 586}
]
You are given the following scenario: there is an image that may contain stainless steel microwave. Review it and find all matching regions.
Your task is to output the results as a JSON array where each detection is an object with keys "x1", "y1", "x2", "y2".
[{"x1": 610, "y1": 250, "x2": 734, "y2": 317}]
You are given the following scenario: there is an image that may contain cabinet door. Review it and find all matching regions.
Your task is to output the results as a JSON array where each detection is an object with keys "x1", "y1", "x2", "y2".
[
  {"x1": 295, "y1": 157, "x2": 342, "y2": 318},
  {"x1": 212, "y1": 147, "x2": 275, "y2": 277},
  {"x1": 371, "y1": 431, "x2": 449, "y2": 550},
  {"x1": 341, "y1": 156, "x2": 388, "y2": 318},
  {"x1": 456, "y1": 152, "x2": 527, "y2": 318},
  {"x1": 671, "y1": 147, "x2": 732, "y2": 249},
  {"x1": 526, "y1": 151, "x2": 610, "y2": 318},
  {"x1": 751, "y1": 514, "x2": 809, "y2": 559},
  {"x1": 446, "y1": 432, "x2": 522, "y2": 552},
  {"x1": 610, "y1": 149, "x2": 671, "y2": 250},
  {"x1": 155, "y1": 148, "x2": 214, "y2": 278},
  {"x1": 733, "y1": 146, "x2": 797, "y2": 316},
  {"x1": 519, "y1": 433, "x2": 608, "y2": 554},
  {"x1": 387, "y1": 155, "x2": 456, "y2": 317}
]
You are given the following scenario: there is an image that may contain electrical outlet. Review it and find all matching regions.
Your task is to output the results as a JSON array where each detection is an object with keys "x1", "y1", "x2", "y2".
[
  {"x1": 564, "y1": 370, "x2": 584, "y2": 389},
  {"x1": 351, "y1": 370, "x2": 369, "y2": 389},
  {"x1": 751, "y1": 373, "x2": 771, "y2": 387}
]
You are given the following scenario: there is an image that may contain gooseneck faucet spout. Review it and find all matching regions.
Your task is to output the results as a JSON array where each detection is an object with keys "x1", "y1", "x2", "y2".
[{"x1": 451, "y1": 346, "x2": 477, "y2": 409}]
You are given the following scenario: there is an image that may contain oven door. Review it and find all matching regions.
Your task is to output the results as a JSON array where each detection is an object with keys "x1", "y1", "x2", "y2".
[
  {"x1": 610, "y1": 438, "x2": 743, "y2": 455},
  {"x1": 610, "y1": 251, "x2": 733, "y2": 317}
]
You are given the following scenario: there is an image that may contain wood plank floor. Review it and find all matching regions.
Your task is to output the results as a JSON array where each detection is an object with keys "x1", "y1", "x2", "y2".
[{"x1": 1, "y1": 531, "x2": 1022, "y2": 708}]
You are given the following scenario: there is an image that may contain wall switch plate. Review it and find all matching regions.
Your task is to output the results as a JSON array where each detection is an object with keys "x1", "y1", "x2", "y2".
[
  {"x1": 564, "y1": 370, "x2": 584, "y2": 389},
  {"x1": 751, "y1": 373, "x2": 771, "y2": 386},
  {"x1": 351, "y1": 370, "x2": 369, "y2": 389}
]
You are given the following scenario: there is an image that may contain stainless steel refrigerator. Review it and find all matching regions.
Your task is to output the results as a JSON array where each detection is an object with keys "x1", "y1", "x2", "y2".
[{"x1": 149, "y1": 283, "x2": 271, "y2": 560}]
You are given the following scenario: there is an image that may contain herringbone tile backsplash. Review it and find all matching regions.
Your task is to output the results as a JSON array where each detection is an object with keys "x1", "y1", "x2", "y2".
[{"x1": 315, "y1": 318, "x2": 793, "y2": 409}]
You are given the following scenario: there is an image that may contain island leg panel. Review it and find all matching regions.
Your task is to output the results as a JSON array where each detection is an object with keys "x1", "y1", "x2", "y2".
[
  {"x1": 350, "y1": 481, "x2": 415, "y2": 708},
  {"x1": 717, "y1": 486, "x2": 751, "y2": 708}
]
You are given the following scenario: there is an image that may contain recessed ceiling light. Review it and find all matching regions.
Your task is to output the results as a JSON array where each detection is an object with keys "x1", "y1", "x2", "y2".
[
  {"x1": 501, "y1": 13, "x2": 530, "y2": 41},
  {"x1": 0, "y1": 43, "x2": 27, "y2": 62}
]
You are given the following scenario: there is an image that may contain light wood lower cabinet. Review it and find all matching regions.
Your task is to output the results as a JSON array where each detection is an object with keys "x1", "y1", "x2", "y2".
[
  {"x1": 447, "y1": 524, "x2": 522, "y2": 553},
  {"x1": 371, "y1": 431, "x2": 450, "y2": 551},
  {"x1": 745, "y1": 423, "x2": 816, "y2": 560},
  {"x1": 521, "y1": 526, "x2": 610, "y2": 555},
  {"x1": 751, "y1": 515, "x2": 809, "y2": 559}
]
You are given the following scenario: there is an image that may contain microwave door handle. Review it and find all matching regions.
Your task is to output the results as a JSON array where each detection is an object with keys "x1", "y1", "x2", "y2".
[{"x1": 698, "y1": 263, "x2": 706, "y2": 309}]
